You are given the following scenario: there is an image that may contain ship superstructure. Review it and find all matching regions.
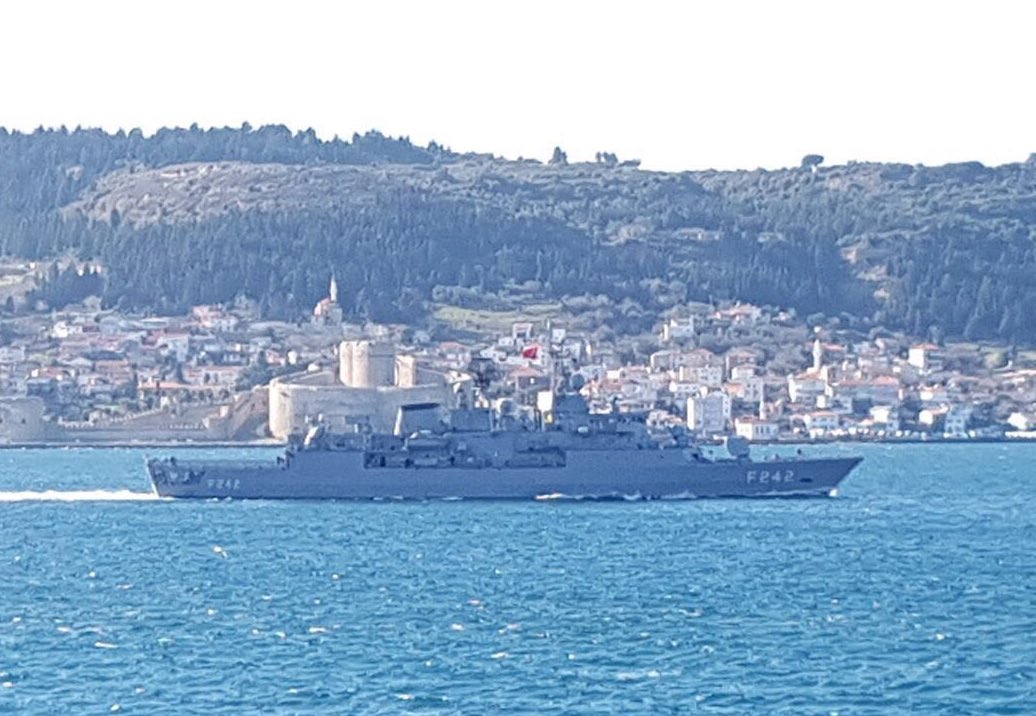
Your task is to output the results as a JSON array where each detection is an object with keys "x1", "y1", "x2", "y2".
[{"x1": 147, "y1": 395, "x2": 861, "y2": 500}]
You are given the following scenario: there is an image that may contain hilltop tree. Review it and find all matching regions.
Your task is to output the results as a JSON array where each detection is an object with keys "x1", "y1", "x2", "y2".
[{"x1": 801, "y1": 154, "x2": 824, "y2": 170}]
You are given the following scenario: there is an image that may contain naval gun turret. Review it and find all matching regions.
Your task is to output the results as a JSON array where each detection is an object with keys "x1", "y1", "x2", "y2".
[{"x1": 724, "y1": 436, "x2": 752, "y2": 460}]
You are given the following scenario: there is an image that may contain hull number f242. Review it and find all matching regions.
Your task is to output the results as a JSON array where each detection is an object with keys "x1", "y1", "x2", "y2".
[
  {"x1": 745, "y1": 469, "x2": 795, "y2": 484},
  {"x1": 206, "y1": 478, "x2": 241, "y2": 490}
]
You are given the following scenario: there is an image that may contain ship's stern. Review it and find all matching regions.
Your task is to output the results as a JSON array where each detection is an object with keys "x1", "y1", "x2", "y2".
[{"x1": 145, "y1": 458, "x2": 160, "y2": 496}]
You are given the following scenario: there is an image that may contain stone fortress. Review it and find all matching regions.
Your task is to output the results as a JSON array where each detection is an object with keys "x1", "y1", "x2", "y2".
[
  {"x1": 0, "y1": 273, "x2": 467, "y2": 444},
  {"x1": 268, "y1": 339, "x2": 464, "y2": 440},
  {"x1": 268, "y1": 274, "x2": 468, "y2": 440}
]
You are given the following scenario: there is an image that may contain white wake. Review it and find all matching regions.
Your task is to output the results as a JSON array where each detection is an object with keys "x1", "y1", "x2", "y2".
[{"x1": 0, "y1": 489, "x2": 162, "y2": 502}]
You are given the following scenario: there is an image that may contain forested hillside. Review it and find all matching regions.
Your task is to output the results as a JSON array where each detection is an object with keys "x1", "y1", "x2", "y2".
[{"x1": 2, "y1": 125, "x2": 1035, "y2": 343}]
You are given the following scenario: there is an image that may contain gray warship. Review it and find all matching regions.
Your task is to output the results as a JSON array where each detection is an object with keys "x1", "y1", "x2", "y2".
[{"x1": 146, "y1": 395, "x2": 861, "y2": 500}]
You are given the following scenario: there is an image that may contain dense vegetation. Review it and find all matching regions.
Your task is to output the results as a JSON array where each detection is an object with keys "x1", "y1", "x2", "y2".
[{"x1": 1, "y1": 125, "x2": 1034, "y2": 343}]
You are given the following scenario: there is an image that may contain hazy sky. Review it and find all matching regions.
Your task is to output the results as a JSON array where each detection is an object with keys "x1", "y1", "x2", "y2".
[{"x1": 2, "y1": 0, "x2": 1034, "y2": 171}]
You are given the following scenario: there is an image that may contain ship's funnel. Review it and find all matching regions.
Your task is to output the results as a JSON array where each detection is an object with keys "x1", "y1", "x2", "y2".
[
  {"x1": 449, "y1": 408, "x2": 493, "y2": 432},
  {"x1": 393, "y1": 403, "x2": 444, "y2": 436}
]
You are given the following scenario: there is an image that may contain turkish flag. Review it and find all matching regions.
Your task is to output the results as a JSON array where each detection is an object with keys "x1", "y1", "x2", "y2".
[{"x1": 521, "y1": 346, "x2": 539, "y2": 359}]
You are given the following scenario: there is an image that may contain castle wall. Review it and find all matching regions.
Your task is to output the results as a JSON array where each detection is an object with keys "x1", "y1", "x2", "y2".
[
  {"x1": 269, "y1": 372, "x2": 454, "y2": 440},
  {"x1": 339, "y1": 341, "x2": 354, "y2": 387},
  {"x1": 396, "y1": 355, "x2": 418, "y2": 388},
  {"x1": 0, "y1": 397, "x2": 48, "y2": 443}
]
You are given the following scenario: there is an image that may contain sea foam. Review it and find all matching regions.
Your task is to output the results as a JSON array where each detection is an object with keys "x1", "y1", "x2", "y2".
[{"x1": 0, "y1": 490, "x2": 161, "y2": 502}]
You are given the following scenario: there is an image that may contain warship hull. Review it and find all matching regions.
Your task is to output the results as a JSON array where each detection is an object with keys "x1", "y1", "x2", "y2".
[{"x1": 147, "y1": 450, "x2": 862, "y2": 500}]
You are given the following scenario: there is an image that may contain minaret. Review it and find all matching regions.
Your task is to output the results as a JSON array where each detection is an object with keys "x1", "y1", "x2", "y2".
[
  {"x1": 812, "y1": 338, "x2": 823, "y2": 372},
  {"x1": 329, "y1": 274, "x2": 339, "y2": 304}
]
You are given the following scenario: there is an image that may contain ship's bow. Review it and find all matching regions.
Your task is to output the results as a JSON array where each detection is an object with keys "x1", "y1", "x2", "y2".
[{"x1": 820, "y1": 456, "x2": 862, "y2": 497}]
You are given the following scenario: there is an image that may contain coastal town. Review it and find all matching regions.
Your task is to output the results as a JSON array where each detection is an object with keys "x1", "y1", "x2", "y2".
[{"x1": 0, "y1": 272, "x2": 1034, "y2": 445}]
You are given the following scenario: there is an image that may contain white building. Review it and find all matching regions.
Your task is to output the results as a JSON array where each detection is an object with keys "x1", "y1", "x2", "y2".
[
  {"x1": 944, "y1": 405, "x2": 972, "y2": 438},
  {"x1": 734, "y1": 417, "x2": 779, "y2": 442},
  {"x1": 511, "y1": 322, "x2": 534, "y2": 340},
  {"x1": 1008, "y1": 412, "x2": 1034, "y2": 431},
  {"x1": 679, "y1": 364, "x2": 723, "y2": 389},
  {"x1": 52, "y1": 320, "x2": 84, "y2": 340},
  {"x1": 729, "y1": 363, "x2": 757, "y2": 383},
  {"x1": 668, "y1": 381, "x2": 702, "y2": 401},
  {"x1": 869, "y1": 405, "x2": 900, "y2": 433},
  {"x1": 686, "y1": 391, "x2": 731, "y2": 435},
  {"x1": 908, "y1": 343, "x2": 944, "y2": 373},
  {"x1": 801, "y1": 410, "x2": 841, "y2": 437},
  {"x1": 725, "y1": 377, "x2": 764, "y2": 404},
  {"x1": 788, "y1": 371, "x2": 827, "y2": 404},
  {"x1": 829, "y1": 376, "x2": 901, "y2": 406},
  {"x1": 649, "y1": 350, "x2": 681, "y2": 372},
  {"x1": 157, "y1": 332, "x2": 191, "y2": 362},
  {"x1": 919, "y1": 385, "x2": 952, "y2": 404},
  {"x1": 661, "y1": 316, "x2": 696, "y2": 343},
  {"x1": 715, "y1": 303, "x2": 762, "y2": 326},
  {"x1": 919, "y1": 406, "x2": 947, "y2": 428},
  {"x1": 724, "y1": 347, "x2": 762, "y2": 375}
]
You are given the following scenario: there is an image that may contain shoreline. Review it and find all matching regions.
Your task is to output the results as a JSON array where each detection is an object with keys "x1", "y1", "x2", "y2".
[
  {"x1": 0, "y1": 440, "x2": 283, "y2": 449},
  {"x1": 0, "y1": 436, "x2": 1033, "y2": 450},
  {"x1": 766, "y1": 436, "x2": 1036, "y2": 446}
]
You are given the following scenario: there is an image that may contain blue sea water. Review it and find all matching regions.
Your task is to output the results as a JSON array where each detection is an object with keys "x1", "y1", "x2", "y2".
[{"x1": 0, "y1": 444, "x2": 1035, "y2": 715}]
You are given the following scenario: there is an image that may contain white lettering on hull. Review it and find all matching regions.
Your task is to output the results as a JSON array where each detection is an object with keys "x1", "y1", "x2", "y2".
[
  {"x1": 206, "y1": 478, "x2": 242, "y2": 491},
  {"x1": 745, "y1": 469, "x2": 795, "y2": 484}
]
